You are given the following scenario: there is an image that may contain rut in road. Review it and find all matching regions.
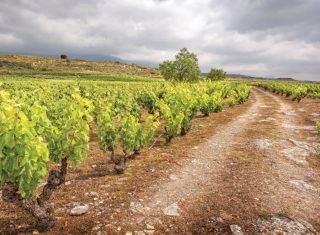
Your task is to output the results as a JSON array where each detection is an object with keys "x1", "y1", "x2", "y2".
[{"x1": 124, "y1": 88, "x2": 320, "y2": 234}]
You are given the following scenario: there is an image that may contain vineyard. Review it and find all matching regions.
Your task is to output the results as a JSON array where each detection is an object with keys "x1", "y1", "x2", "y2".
[
  {"x1": 0, "y1": 56, "x2": 320, "y2": 234},
  {"x1": 254, "y1": 80, "x2": 320, "y2": 101},
  {"x1": 0, "y1": 76, "x2": 251, "y2": 231}
]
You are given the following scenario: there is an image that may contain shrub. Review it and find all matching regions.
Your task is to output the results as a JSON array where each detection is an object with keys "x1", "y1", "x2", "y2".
[
  {"x1": 159, "y1": 48, "x2": 200, "y2": 82},
  {"x1": 207, "y1": 68, "x2": 226, "y2": 81}
]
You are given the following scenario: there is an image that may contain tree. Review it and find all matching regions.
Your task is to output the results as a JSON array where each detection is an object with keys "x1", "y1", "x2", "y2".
[
  {"x1": 207, "y1": 68, "x2": 226, "y2": 81},
  {"x1": 159, "y1": 60, "x2": 175, "y2": 81},
  {"x1": 159, "y1": 48, "x2": 200, "y2": 82},
  {"x1": 60, "y1": 54, "x2": 68, "y2": 59}
]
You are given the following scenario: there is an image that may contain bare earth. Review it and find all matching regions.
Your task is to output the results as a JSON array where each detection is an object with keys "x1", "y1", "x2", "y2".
[{"x1": 0, "y1": 88, "x2": 319, "y2": 235}]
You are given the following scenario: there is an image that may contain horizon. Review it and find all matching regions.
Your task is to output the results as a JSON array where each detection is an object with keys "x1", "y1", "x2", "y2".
[
  {"x1": 1, "y1": 0, "x2": 319, "y2": 81},
  {"x1": 2, "y1": 52, "x2": 319, "y2": 82}
]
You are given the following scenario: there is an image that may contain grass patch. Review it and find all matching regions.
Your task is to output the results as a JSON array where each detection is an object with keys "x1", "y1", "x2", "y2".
[
  {"x1": 259, "y1": 210, "x2": 273, "y2": 220},
  {"x1": 277, "y1": 209, "x2": 291, "y2": 219}
]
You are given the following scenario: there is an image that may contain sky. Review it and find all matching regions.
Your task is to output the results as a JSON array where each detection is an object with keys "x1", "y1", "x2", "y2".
[{"x1": 1, "y1": 0, "x2": 320, "y2": 81}]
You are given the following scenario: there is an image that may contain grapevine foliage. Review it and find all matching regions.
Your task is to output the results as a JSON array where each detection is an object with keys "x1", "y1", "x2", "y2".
[
  {"x1": 46, "y1": 89, "x2": 94, "y2": 166},
  {"x1": 119, "y1": 113, "x2": 160, "y2": 153},
  {"x1": 97, "y1": 103, "x2": 116, "y2": 153},
  {"x1": 137, "y1": 89, "x2": 159, "y2": 114},
  {"x1": 0, "y1": 79, "x2": 253, "y2": 231},
  {"x1": 0, "y1": 87, "x2": 93, "y2": 198},
  {"x1": 255, "y1": 81, "x2": 318, "y2": 101},
  {"x1": 158, "y1": 100, "x2": 184, "y2": 142},
  {"x1": 96, "y1": 97, "x2": 160, "y2": 172},
  {"x1": 0, "y1": 91, "x2": 49, "y2": 198}
]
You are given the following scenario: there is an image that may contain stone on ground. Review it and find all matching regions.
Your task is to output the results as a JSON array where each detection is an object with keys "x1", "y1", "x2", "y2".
[{"x1": 163, "y1": 202, "x2": 180, "y2": 216}]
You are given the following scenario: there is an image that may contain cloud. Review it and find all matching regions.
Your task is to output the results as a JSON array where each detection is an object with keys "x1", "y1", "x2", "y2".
[{"x1": 0, "y1": 0, "x2": 319, "y2": 80}]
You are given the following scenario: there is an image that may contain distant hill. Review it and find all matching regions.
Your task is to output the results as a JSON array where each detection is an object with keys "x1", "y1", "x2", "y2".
[
  {"x1": 275, "y1": 77, "x2": 295, "y2": 81},
  {"x1": 227, "y1": 74, "x2": 299, "y2": 82},
  {"x1": 227, "y1": 74, "x2": 320, "y2": 83},
  {"x1": 67, "y1": 54, "x2": 126, "y2": 63},
  {"x1": 0, "y1": 51, "x2": 127, "y2": 64},
  {"x1": 0, "y1": 54, "x2": 160, "y2": 79},
  {"x1": 226, "y1": 73, "x2": 267, "y2": 80}
]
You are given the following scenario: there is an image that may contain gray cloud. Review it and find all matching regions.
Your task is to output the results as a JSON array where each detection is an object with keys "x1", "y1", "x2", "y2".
[{"x1": 0, "y1": 0, "x2": 319, "y2": 80}]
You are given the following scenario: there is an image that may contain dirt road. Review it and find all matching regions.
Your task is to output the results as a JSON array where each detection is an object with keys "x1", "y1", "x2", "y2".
[{"x1": 123, "y1": 88, "x2": 320, "y2": 235}]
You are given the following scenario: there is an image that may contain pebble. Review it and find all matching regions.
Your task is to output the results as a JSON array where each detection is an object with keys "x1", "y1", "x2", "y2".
[
  {"x1": 146, "y1": 224, "x2": 155, "y2": 230},
  {"x1": 88, "y1": 191, "x2": 99, "y2": 197},
  {"x1": 230, "y1": 224, "x2": 244, "y2": 235},
  {"x1": 69, "y1": 203, "x2": 89, "y2": 216},
  {"x1": 163, "y1": 202, "x2": 180, "y2": 216},
  {"x1": 210, "y1": 216, "x2": 224, "y2": 223}
]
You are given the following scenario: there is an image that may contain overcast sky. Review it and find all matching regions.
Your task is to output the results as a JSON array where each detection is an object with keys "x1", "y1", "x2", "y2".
[{"x1": 1, "y1": 0, "x2": 320, "y2": 80}]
